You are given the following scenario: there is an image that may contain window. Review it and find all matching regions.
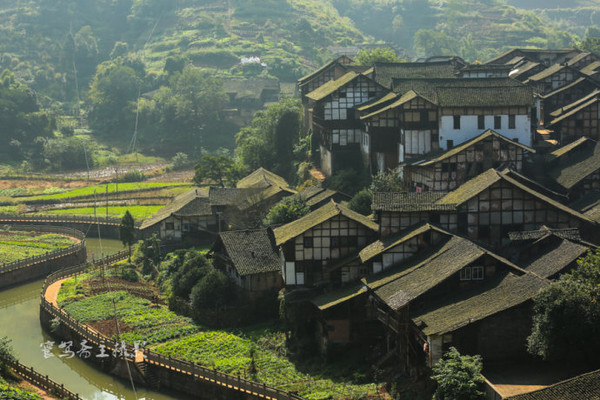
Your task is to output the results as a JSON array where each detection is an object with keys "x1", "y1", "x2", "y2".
[
  {"x1": 460, "y1": 266, "x2": 485, "y2": 281},
  {"x1": 494, "y1": 116, "x2": 501, "y2": 129},
  {"x1": 446, "y1": 140, "x2": 454, "y2": 149},
  {"x1": 303, "y1": 237, "x2": 313, "y2": 248},
  {"x1": 460, "y1": 267, "x2": 472, "y2": 281},
  {"x1": 509, "y1": 114, "x2": 516, "y2": 129},
  {"x1": 420, "y1": 110, "x2": 429, "y2": 123},
  {"x1": 453, "y1": 115, "x2": 461, "y2": 129},
  {"x1": 165, "y1": 222, "x2": 175, "y2": 230},
  {"x1": 478, "y1": 115, "x2": 485, "y2": 130},
  {"x1": 576, "y1": 119, "x2": 584, "y2": 129},
  {"x1": 339, "y1": 92, "x2": 346, "y2": 98}
]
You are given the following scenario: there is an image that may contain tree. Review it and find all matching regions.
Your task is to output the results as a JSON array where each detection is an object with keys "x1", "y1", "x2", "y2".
[
  {"x1": 119, "y1": 210, "x2": 136, "y2": 261},
  {"x1": 348, "y1": 189, "x2": 372, "y2": 216},
  {"x1": 235, "y1": 99, "x2": 302, "y2": 180},
  {"x1": 193, "y1": 154, "x2": 243, "y2": 187},
  {"x1": 355, "y1": 47, "x2": 402, "y2": 65},
  {"x1": 527, "y1": 250, "x2": 600, "y2": 363},
  {"x1": 370, "y1": 167, "x2": 404, "y2": 192},
  {"x1": 432, "y1": 347, "x2": 485, "y2": 400},
  {"x1": 190, "y1": 269, "x2": 233, "y2": 309},
  {"x1": 263, "y1": 195, "x2": 310, "y2": 226},
  {"x1": 171, "y1": 253, "x2": 212, "y2": 299}
]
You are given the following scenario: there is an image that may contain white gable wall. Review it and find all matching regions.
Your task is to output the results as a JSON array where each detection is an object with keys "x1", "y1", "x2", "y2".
[{"x1": 439, "y1": 114, "x2": 531, "y2": 150}]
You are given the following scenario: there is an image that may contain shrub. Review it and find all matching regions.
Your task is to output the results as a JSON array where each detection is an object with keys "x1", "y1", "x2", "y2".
[
  {"x1": 431, "y1": 347, "x2": 484, "y2": 400},
  {"x1": 263, "y1": 194, "x2": 309, "y2": 226},
  {"x1": 348, "y1": 189, "x2": 372, "y2": 216}
]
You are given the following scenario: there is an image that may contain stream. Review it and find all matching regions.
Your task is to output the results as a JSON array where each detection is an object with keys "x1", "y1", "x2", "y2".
[{"x1": 0, "y1": 238, "x2": 186, "y2": 400}]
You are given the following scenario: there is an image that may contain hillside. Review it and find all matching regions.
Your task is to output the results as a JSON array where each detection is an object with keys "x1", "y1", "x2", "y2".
[{"x1": 0, "y1": 0, "x2": 600, "y2": 167}]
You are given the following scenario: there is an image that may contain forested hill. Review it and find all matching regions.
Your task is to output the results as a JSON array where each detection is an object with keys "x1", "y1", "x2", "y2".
[
  {"x1": 2, "y1": 0, "x2": 600, "y2": 168},
  {"x1": 3, "y1": 0, "x2": 600, "y2": 102}
]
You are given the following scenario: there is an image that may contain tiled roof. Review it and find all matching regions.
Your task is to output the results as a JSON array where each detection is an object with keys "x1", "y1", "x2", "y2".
[
  {"x1": 547, "y1": 89, "x2": 600, "y2": 126},
  {"x1": 359, "y1": 223, "x2": 450, "y2": 263},
  {"x1": 437, "y1": 169, "x2": 502, "y2": 205},
  {"x1": 411, "y1": 130, "x2": 535, "y2": 167},
  {"x1": 413, "y1": 273, "x2": 549, "y2": 336},
  {"x1": 504, "y1": 369, "x2": 600, "y2": 400},
  {"x1": 524, "y1": 238, "x2": 589, "y2": 279},
  {"x1": 373, "y1": 61, "x2": 460, "y2": 88},
  {"x1": 273, "y1": 201, "x2": 378, "y2": 246},
  {"x1": 311, "y1": 282, "x2": 366, "y2": 310},
  {"x1": 433, "y1": 85, "x2": 533, "y2": 107},
  {"x1": 580, "y1": 61, "x2": 600, "y2": 76},
  {"x1": 305, "y1": 72, "x2": 359, "y2": 101},
  {"x1": 209, "y1": 187, "x2": 256, "y2": 206},
  {"x1": 372, "y1": 192, "x2": 452, "y2": 212},
  {"x1": 357, "y1": 92, "x2": 400, "y2": 113},
  {"x1": 508, "y1": 226, "x2": 583, "y2": 242},
  {"x1": 539, "y1": 77, "x2": 594, "y2": 100},
  {"x1": 525, "y1": 64, "x2": 567, "y2": 82},
  {"x1": 570, "y1": 191, "x2": 600, "y2": 223},
  {"x1": 298, "y1": 55, "x2": 353, "y2": 86},
  {"x1": 549, "y1": 137, "x2": 593, "y2": 160},
  {"x1": 509, "y1": 61, "x2": 542, "y2": 79},
  {"x1": 549, "y1": 141, "x2": 600, "y2": 189},
  {"x1": 236, "y1": 167, "x2": 290, "y2": 190},
  {"x1": 139, "y1": 188, "x2": 209, "y2": 230},
  {"x1": 223, "y1": 79, "x2": 279, "y2": 100},
  {"x1": 437, "y1": 169, "x2": 592, "y2": 223},
  {"x1": 217, "y1": 229, "x2": 280, "y2": 276},
  {"x1": 361, "y1": 90, "x2": 424, "y2": 120}
]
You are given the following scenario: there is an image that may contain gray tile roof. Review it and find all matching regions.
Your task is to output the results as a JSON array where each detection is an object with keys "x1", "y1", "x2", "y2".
[
  {"x1": 217, "y1": 229, "x2": 280, "y2": 276},
  {"x1": 504, "y1": 369, "x2": 600, "y2": 400}
]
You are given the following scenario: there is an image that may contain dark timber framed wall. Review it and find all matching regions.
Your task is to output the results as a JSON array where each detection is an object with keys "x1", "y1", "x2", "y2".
[
  {"x1": 405, "y1": 134, "x2": 527, "y2": 192},
  {"x1": 553, "y1": 99, "x2": 600, "y2": 142}
]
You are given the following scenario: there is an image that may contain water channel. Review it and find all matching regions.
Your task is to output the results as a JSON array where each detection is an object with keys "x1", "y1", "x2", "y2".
[{"x1": 0, "y1": 238, "x2": 186, "y2": 400}]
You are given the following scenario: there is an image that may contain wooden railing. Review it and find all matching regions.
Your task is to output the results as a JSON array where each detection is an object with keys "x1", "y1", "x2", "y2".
[
  {"x1": 40, "y1": 255, "x2": 303, "y2": 400},
  {"x1": 0, "y1": 225, "x2": 86, "y2": 274},
  {"x1": 6, "y1": 358, "x2": 82, "y2": 400},
  {"x1": 0, "y1": 214, "x2": 142, "y2": 227}
]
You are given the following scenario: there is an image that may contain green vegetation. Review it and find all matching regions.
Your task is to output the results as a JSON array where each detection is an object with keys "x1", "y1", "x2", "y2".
[
  {"x1": 20, "y1": 182, "x2": 189, "y2": 202},
  {"x1": 431, "y1": 347, "x2": 484, "y2": 400},
  {"x1": 0, "y1": 230, "x2": 76, "y2": 264},
  {"x1": 36, "y1": 206, "x2": 163, "y2": 220},
  {"x1": 263, "y1": 194, "x2": 310, "y2": 226},
  {"x1": 0, "y1": 377, "x2": 43, "y2": 400},
  {"x1": 527, "y1": 250, "x2": 600, "y2": 363}
]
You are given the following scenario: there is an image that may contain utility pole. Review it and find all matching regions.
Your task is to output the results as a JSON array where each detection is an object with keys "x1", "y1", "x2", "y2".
[{"x1": 106, "y1": 184, "x2": 109, "y2": 220}]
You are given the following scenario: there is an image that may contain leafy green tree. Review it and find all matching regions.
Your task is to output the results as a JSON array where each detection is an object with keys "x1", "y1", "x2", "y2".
[
  {"x1": 414, "y1": 29, "x2": 459, "y2": 58},
  {"x1": 324, "y1": 168, "x2": 370, "y2": 196},
  {"x1": 171, "y1": 253, "x2": 212, "y2": 299},
  {"x1": 355, "y1": 47, "x2": 402, "y2": 65},
  {"x1": 370, "y1": 168, "x2": 404, "y2": 192},
  {"x1": 88, "y1": 63, "x2": 138, "y2": 136},
  {"x1": 119, "y1": 210, "x2": 136, "y2": 261},
  {"x1": 0, "y1": 336, "x2": 15, "y2": 377},
  {"x1": 193, "y1": 154, "x2": 243, "y2": 187},
  {"x1": 527, "y1": 250, "x2": 600, "y2": 363},
  {"x1": 235, "y1": 99, "x2": 302, "y2": 180},
  {"x1": 348, "y1": 189, "x2": 372, "y2": 216},
  {"x1": 42, "y1": 136, "x2": 95, "y2": 171},
  {"x1": 263, "y1": 195, "x2": 310, "y2": 226},
  {"x1": 432, "y1": 347, "x2": 485, "y2": 400},
  {"x1": 190, "y1": 269, "x2": 234, "y2": 309}
]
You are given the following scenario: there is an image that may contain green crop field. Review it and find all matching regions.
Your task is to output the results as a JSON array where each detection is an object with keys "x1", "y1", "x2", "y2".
[
  {"x1": 37, "y1": 205, "x2": 164, "y2": 220},
  {"x1": 0, "y1": 231, "x2": 77, "y2": 264},
  {"x1": 20, "y1": 182, "x2": 192, "y2": 202},
  {"x1": 58, "y1": 275, "x2": 379, "y2": 400}
]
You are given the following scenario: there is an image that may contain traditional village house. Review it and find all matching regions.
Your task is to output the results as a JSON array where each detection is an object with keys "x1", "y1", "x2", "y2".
[
  {"x1": 507, "y1": 226, "x2": 593, "y2": 280},
  {"x1": 546, "y1": 91, "x2": 600, "y2": 143},
  {"x1": 297, "y1": 185, "x2": 351, "y2": 211},
  {"x1": 273, "y1": 201, "x2": 378, "y2": 287},
  {"x1": 373, "y1": 168, "x2": 595, "y2": 247},
  {"x1": 222, "y1": 79, "x2": 280, "y2": 124},
  {"x1": 210, "y1": 229, "x2": 283, "y2": 298},
  {"x1": 297, "y1": 56, "x2": 370, "y2": 135},
  {"x1": 359, "y1": 78, "x2": 534, "y2": 173},
  {"x1": 139, "y1": 188, "x2": 216, "y2": 240},
  {"x1": 306, "y1": 72, "x2": 387, "y2": 176},
  {"x1": 236, "y1": 167, "x2": 291, "y2": 190},
  {"x1": 502, "y1": 369, "x2": 600, "y2": 400},
  {"x1": 524, "y1": 64, "x2": 584, "y2": 96},
  {"x1": 404, "y1": 129, "x2": 535, "y2": 192},
  {"x1": 483, "y1": 48, "x2": 583, "y2": 68},
  {"x1": 458, "y1": 63, "x2": 512, "y2": 79},
  {"x1": 537, "y1": 77, "x2": 600, "y2": 126},
  {"x1": 359, "y1": 223, "x2": 548, "y2": 369},
  {"x1": 546, "y1": 137, "x2": 600, "y2": 201},
  {"x1": 370, "y1": 59, "x2": 464, "y2": 89}
]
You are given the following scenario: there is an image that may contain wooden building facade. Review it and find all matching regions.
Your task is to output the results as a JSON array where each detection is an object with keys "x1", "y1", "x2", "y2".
[
  {"x1": 547, "y1": 91, "x2": 600, "y2": 143},
  {"x1": 405, "y1": 129, "x2": 534, "y2": 192},
  {"x1": 273, "y1": 201, "x2": 378, "y2": 287}
]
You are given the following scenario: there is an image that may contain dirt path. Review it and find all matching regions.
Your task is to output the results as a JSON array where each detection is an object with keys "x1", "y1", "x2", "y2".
[{"x1": 44, "y1": 278, "x2": 67, "y2": 307}]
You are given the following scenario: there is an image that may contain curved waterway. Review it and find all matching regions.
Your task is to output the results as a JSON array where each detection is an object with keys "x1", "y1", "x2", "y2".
[{"x1": 0, "y1": 238, "x2": 187, "y2": 400}]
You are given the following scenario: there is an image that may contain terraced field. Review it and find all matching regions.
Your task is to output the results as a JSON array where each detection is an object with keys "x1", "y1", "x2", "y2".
[{"x1": 0, "y1": 230, "x2": 78, "y2": 264}]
